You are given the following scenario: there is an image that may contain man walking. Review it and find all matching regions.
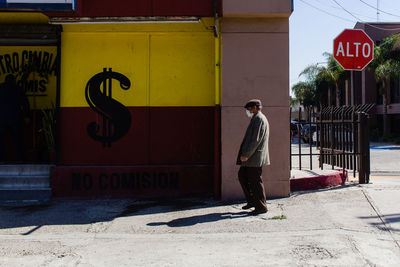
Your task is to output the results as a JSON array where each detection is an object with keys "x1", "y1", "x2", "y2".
[{"x1": 236, "y1": 99, "x2": 270, "y2": 215}]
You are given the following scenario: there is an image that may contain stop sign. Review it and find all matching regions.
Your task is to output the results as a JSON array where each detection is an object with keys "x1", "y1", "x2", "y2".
[{"x1": 333, "y1": 29, "x2": 374, "y2": 71}]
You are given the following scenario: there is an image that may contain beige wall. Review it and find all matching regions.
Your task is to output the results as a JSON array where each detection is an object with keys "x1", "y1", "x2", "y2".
[
  {"x1": 223, "y1": 0, "x2": 292, "y2": 17},
  {"x1": 221, "y1": 6, "x2": 291, "y2": 199}
]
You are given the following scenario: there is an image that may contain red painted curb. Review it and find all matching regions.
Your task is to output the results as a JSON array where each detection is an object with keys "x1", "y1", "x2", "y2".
[{"x1": 290, "y1": 170, "x2": 348, "y2": 191}]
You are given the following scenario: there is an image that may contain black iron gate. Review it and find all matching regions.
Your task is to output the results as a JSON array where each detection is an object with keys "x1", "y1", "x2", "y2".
[{"x1": 290, "y1": 104, "x2": 375, "y2": 184}]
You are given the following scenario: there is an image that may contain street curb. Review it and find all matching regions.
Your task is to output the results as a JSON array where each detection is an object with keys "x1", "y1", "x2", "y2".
[
  {"x1": 370, "y1": 171, "x2": 400, "y2": 176},
  {"x1": 290, "y1": 170, "x2": 348, "y2": 191}
]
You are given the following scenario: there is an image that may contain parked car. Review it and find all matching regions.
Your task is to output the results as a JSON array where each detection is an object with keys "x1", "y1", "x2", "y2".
[
  {"x1": 290, "y1": 121, "x2": 302, "y2": 138},
  {"x1": 301, "y1": 125, "x2": 316, "y2": 144}
]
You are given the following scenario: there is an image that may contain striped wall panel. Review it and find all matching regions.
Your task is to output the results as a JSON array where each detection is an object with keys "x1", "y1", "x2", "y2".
[{"x1": 52, "y1": 21, "x2": 218, "y2": 198}]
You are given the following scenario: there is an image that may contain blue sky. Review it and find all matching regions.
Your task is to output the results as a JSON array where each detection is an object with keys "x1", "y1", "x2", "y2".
[{"x1": 289, "y1": 0, "x2": 400, "y2": 95}]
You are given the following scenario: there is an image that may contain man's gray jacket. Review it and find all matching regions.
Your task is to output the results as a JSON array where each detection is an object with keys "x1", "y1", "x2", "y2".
[{"x1": 236, "y1": 111, "x2": 270, "y2": 167}]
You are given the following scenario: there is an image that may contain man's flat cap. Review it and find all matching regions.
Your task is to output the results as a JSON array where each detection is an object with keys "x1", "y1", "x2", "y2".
[{"x1": 244, "y1": 99, "x2": 262, "y2": 108}]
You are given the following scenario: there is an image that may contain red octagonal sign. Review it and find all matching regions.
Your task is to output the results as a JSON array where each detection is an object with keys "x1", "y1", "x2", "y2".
[{"x1": 333, "y1": 29, "x2": 374, "y2": 71}]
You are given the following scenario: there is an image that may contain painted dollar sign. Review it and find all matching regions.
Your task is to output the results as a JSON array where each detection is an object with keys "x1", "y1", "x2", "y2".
[{"x1": 85, "y1": 68, "x2": 131, "y2": 147}]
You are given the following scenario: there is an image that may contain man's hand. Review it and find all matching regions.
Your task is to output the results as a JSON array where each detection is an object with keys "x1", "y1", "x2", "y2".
[
  {"x1": 240, "y1": 156, "x2": 248, "y2": 162},
  {"x1": 24, "y1": 117, "x2": 31, "y2": 125}
]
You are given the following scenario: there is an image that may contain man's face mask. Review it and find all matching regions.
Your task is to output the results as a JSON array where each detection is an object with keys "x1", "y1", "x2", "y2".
[{"x1": 246, "y1": 109, "x2": 253, "y2": 118}]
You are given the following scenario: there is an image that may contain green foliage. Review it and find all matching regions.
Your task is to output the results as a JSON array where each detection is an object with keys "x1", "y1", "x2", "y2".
[
  {"x1": 289, "y1": 96, "x2": 298, "y2": 107},
  {"x1": 292, "y1": 80, "x2": 315, "y2": 107},
  {"x1": 323, "y1": 52, "x2": 348, "y2": 83},
  {"x1": 269, "y1": 215, "x2": 287, "y2": 220},
  {"x1": 370, "y1": 33, "x2": 400, "y2": 82},
  {"x1": 375, "y1": 60, "x2": 400, "y2": 81},
  {"x1": 299, "y1": 63, "x2": 320, "y2": 81},
  {"x1": 40, "y1": 103, "x2": 56, "y2": 151},
  {"x1": 292, "y1": 52, "x2": 348, "y2": 107},
  {"x1": 369, "y1": 33, "x2": 400, "y2": 137}
]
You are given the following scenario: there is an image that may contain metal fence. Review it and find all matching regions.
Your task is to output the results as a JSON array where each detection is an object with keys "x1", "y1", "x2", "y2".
[
  {"x1": 290, "y1": 104, "x2": 375, "y2": 184},
  {"x1": 290, "y1": 106, "x2": 316, "y2": 171}
]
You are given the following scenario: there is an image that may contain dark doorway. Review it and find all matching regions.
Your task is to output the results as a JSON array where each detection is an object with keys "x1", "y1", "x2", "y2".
[{"x1": 0, "y1": 24, "x2": 60, "y2": 164}]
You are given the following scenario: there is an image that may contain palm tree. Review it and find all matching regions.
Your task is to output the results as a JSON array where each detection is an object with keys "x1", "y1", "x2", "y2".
[
  {"x1": 370, "y1": 33, "x2": 400, "y2": 136},
  {"x1": 292, "y1": 51, "x2": 352, "y2": 114},
  {"x1": 292, "y1": 81, "x2": 315, "y2": 107},
  {"x1": 318, "y1": 52, "x2": 348, "y2": 106},
  {"x1": 289, "y1": 96, "x2": 298, "y2": 107},
  {"x1": 292, "y1": 63, "x2": 322, "y2": 107},
  {"x1": 293, "y1": 57, "x2": 345, "y2": 109}
]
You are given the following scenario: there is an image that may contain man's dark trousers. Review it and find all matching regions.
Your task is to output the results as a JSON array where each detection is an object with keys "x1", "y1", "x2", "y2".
[{"x1": 238, "y1": 166, "x2": 267, "y2": 211}]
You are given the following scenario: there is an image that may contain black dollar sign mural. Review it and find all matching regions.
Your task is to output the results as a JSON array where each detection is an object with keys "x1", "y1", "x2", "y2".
[{"x1": 85, "y1": 68, "x2": 131, "y2": 147}]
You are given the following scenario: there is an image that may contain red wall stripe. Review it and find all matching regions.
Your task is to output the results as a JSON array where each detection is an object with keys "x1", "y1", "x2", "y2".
[
  {"x1": 153, "y1": 0, "x2": 213, "y2": 16},
  {"x1": 58, "y1": 107, "x2": 215, "y2": 165},
  {"x1": 81, "y1": 0, "x2": 152, "y2": 17},
  {"x1": 213, "y1": 105, "x2": 221, "y2": 199},
  {"x1": 148, "y1": 107, "x2": 215, "y2": 165},
  {"x1": 51, "y1": 165, "x2": 213, "y2": 199},
  {"x1": 46, "y1": 0, "x2": 222, "y2": 17}
]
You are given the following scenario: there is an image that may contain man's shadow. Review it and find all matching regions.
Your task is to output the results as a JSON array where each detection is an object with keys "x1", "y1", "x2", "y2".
[{"x1": 147, "y1": 211, "x2": 249, "y2": 227}]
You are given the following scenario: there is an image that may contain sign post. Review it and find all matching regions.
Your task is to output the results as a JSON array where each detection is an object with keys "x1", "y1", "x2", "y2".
[{"x1": 333, "y1": 29, "x2": 374, "y2": 71}]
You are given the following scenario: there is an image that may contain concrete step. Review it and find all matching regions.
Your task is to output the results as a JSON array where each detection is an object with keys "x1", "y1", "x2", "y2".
[
  {"x1": 0, "y1": 176, "x2": 50, "y2": 188},
  {"x1": 0, "y1": 165, "x2": 53, "y2": 205},
  {"x1": 0, "y1": 199, "x2": 50, "y2": 207},
  {"x1": 0, "y1": 188, "x2": 51, "y2": 201},
  {"x1": 0, "y1": 165, "x2": 54, "y2": 176}
]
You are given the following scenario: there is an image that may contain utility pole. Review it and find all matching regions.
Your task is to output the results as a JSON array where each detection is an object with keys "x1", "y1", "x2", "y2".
[{"x1": 377, "y1": 0, "x2": 380, "y2": 22}]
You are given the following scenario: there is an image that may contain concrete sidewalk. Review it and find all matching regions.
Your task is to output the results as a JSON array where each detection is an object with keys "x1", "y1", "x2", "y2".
[{"x1": 1, "y1": 177, "x2": 400, "y2": 266}]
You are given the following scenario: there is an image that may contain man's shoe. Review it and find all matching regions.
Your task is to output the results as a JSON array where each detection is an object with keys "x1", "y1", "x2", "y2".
[
  {"x1": 248, "y1": 209, "x2": 268, "y2": 215},
  {"x1": 242, "y1": 204, "x2": 254, "y2": 210}
]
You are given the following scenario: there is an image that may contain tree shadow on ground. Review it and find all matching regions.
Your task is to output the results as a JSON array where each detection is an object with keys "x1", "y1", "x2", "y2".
[
  {"x1": 358, "y1": 213, "x2": 400, "y2": 232},
  {"x1": 147, "y1": 211, "x2": 249, "y2": 227}
]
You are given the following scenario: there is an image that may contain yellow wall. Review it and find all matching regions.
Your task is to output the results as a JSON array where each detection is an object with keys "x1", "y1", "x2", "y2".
[
  {"x1": 0, "y1": 12, "x2": 48, "y2": 24},
  {"x1": 149, "y1": 34, "x2": 215, "y2": 106},
  {"x1": 0, "y1": 46, "x2": 57, "y2": 110},
  {"x1": 60, "y1": 21, "x2": 216, "y2": 107}
]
